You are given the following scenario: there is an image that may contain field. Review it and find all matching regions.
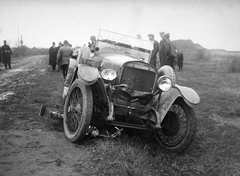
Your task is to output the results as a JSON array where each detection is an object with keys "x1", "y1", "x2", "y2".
[{"x1": 0, "y1": 54, "x2": 240, "y2": 176}]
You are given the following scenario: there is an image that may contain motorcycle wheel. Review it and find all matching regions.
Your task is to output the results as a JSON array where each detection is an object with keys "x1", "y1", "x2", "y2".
[
  {"x1": 63, "y1": 79, "x2": 93, "y2": 142},
  {"x1": 155, "y1": 99, "x2": 197, "y2": 153}
]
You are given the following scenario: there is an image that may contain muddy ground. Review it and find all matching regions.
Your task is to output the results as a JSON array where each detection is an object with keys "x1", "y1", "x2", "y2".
[{"x1": 0, "y1": 56, "x2": 93, "y2": 176}]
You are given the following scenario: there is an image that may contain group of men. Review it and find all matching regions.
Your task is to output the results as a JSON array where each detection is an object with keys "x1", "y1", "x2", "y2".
[
  {"x1": 0, "y1": 40, "x2": 12, "y2": 70},
  {"x1": 49, "y1": 40, "x2": 74, "y2": 80},
  {"x1": 147, "y1": 32, "x2": 184, "y2": 71}
]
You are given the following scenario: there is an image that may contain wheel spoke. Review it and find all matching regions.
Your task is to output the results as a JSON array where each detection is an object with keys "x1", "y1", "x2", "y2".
[
  {"x1": 66, "y1": 87, "x2": 83, "y2": 134},
  {"x1": 157, "y1": 103, "x2": 188, "y2": 147}
]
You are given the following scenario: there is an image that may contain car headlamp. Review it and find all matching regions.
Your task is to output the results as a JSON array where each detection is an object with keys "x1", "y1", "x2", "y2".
[
  {"x1": 101, "y1": 69, "x2": 117, "y2": 81},
  {"x1": 157, "y1": 76, "x2": 173, "y2": 92}
]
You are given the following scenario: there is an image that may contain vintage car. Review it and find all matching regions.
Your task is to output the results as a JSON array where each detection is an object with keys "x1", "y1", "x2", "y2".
[{"x1": 43, "y1": 29, "x2": 200, "y2": 153}]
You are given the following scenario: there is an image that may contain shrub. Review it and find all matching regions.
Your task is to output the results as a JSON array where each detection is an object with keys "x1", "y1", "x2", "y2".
[
  {"x1": 195, "y1": 49, "x2": 210, "y2": 61},
  {"x1": 228, "y1": 57, "x2": 240, "y2": 73}
]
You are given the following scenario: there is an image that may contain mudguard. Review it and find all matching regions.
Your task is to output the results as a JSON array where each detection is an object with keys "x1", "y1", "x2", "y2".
[
  {"x1": 77, "y1": 64, "x2": 99, "y2": 85},
  {"x1": 63, "y1": 58, "x2": 77, "y2": 99},
  {"x1": 157, "y1": 84, "x2": 200, "y2": 123}
]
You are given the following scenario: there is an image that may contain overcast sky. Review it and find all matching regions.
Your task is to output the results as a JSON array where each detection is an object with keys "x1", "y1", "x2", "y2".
[{"x1": 0, "y1": 0, "x2": 240, "y2": 51}]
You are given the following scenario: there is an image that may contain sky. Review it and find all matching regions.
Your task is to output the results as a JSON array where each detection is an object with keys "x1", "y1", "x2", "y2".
[{"x1": 0, "y1": 0, "x2": 240, "y2": 51}]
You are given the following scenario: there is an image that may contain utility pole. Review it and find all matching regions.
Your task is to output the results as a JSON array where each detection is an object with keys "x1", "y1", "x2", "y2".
[{"x1": 20, "y1": 35, "x2": 23, "y2": 46}]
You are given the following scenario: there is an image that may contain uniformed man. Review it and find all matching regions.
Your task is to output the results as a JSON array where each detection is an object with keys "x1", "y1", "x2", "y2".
[
  {"x1": 148, "y1": 34, "x2": 159, "y2": 68},
  {"x1": 1, "y1": 40, "x2": 12, "y2": 69}
]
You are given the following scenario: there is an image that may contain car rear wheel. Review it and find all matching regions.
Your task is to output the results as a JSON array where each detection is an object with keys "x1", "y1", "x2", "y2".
[
  {"x1": 155, "y1": 99, "x2": 197, "y2": 153},
  {"x1": 63, "y1": 79, "x2": 93, "y2": 142}
]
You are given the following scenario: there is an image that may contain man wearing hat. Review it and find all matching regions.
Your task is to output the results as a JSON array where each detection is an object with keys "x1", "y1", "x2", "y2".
[
  {"x1": 49, "y1": 42, "x2": 55, "y2": 69},
  {"x1": 164, "y1": 33, "x2": 177, "y2": 69},
  {"x1": 57, "y1": 40, "x2": 73, "y2": 80},
  {"x1": 1, "y1": 40, "x2": 12, "y2": 69},
  {"x1": 159, "y1": 32, "x2": 166, "y2": 67},
  {"x1": 148, "y1": 34, "x2": 159, "y2": 67},
  {"x1": 54, "y1": 42, "x2": 63, "y2": 72}
]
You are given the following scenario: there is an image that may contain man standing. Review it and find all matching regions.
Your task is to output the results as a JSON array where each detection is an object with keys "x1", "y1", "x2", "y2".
[
  {"x1": 0, "y1": 46, "x2": 2, "y2": 70},
  {"x1": 49, "y1": 42, "x2": 55, "y2": 69},
  {"x1": 57, "y1": 40, "x2": 73, "y2": 80},
  {"x1": 177, "y1": 50, "x2": 184, "y2": 71},
  {"x1": 158, "y1": 32, "x2": 166, "y2": 67},
  {"x1": 148, "y1": 34, "x2": 159, "y2": 68},
  {"x1": 2, "y1": 40, "x2": 12, "y2": 69},
  {"x1": 53, "y1": 42, "x2": 62, "y2": 71},
  {"x1": 164, "y1": 33, "x2": 177, "y2": 70}
]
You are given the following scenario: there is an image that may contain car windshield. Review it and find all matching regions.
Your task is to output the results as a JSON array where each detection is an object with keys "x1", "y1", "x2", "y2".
[{"x1": 96, "y1": 29, "x2": 153, "y2": 63}]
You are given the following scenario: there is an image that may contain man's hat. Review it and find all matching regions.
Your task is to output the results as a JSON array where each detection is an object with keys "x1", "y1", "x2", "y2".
[
  {"x1": 159, "y1": 32, "x2": 165, "y2": 35},
  {"x1": 164, "y1": 33, "x2": 170, "y2": 38},
  {"x1": 63, "y1": 40, "x2": 69, "y2": 44},
  {"x1": 148, "y1": 34, "x2": 154, "y2": 37}
]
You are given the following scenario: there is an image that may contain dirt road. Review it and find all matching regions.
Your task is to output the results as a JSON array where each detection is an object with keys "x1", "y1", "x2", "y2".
[{"x1": 0, "y1": 56, "x2": 92, "y2": 176}]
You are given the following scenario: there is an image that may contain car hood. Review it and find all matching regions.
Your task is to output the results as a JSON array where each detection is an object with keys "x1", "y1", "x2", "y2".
[{"x1": 93, "y1": 51, "x2": 141, "y2": 72}]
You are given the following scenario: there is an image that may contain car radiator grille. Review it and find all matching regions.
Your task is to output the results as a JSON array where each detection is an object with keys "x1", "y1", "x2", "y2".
[{"x1": 120, "y1": 66, "x2": 156, "y2": 94}]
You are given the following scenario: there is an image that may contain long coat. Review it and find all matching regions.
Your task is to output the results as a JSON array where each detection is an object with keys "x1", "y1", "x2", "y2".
[
  {"x1": 159, "y1": 39, "x2": 166, "y2": 67},
  {"x1": 1, "y1": 45, "x2": 12, "y2": 64},
  {"x1": 164, "y1": 39, "x2": 177, "y2": 68},
  {"x1": 49, "y1": 46, "x2": 55, "y2": 65},
  {"x1": 0, "y1": 47, "x2": 2, "y2": 63},
  {"x1": 177, "y1": 52, "x2": 184, "y2": 67},
  {"x1": 149, "y1": 40, "x2": 159, "y2": 67},
  {"x1": 53, "y1": 46, "x2": 61, "y2": 65},
  {"x1": 57, "y1": 45, "x2": 73, "y2": 66}
]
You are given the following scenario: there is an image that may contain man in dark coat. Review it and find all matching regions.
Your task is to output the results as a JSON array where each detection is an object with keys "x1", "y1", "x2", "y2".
[
  {"x1": 1, "y1": 40, "x2": 12, "y2": 69},
  {"x1": 177, "y1": 50, "x2": 184, "y2": 71},
  {"x1": 0, "y1": 46, "x2": 2, "y2": 70},
  {"x1": 54, "y1": 42, "x2": 63, "y2": 72},
  {"x1": 164, "y1": 33, "x2": 177, "y2": 70},
  {"x1": 148, "y1": 34, "x2": 159, "y2": 68},
  {"x1": 158, "y1": 32, "x2": 166, "y2": 67},
  {"x1": 49, "y1": 42, "x2": 55, "y2": 69}
]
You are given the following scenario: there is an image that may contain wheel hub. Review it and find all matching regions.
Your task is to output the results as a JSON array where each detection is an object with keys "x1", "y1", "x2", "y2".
[{"x1": 161, "y1": 111, "x2": 180, "y2": 136}]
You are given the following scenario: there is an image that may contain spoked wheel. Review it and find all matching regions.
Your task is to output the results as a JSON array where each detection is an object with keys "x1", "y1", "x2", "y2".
[
  {"x1": 155, "y1": 99, "x2": 197, "y2": 152},
  {"x1": 63, "y1": 80, "x2": 93, "y2": 142}
]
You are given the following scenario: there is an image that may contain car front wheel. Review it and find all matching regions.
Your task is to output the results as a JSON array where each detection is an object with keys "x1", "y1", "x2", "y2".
[
  {"x1": 155, "y1": 99, "x2": 197, "y2": 153},
  {"x1": 63, "y1": 79, "x2": 93, "y2": 143}
]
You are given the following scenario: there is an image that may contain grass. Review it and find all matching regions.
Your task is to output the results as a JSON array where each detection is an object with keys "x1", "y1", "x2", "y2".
[
  {"x1": 77, "y1": 54, "x2": 240, "y2": 176},
  {"x1": 22, "y1": 54, "x2": 240, "y2": 175}
]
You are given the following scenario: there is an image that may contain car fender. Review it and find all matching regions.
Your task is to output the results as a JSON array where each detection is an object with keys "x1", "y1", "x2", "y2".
[
  {"x1": 77, "y1": 64, "x2": 99, "y2": 85},
  {"x1": 158, "y1": 85, "x2": 200, "y2": 122}
]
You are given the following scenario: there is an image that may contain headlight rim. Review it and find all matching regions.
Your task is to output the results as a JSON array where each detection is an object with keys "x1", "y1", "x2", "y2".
[
  {"x1": 100, "y1": 69, "x2": 117, "y2": 81},
  {"x1": 157, "y1": 75, "x2": 173, "y2": 92}
]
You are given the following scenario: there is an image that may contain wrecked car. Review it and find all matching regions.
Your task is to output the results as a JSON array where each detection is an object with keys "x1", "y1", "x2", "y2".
[{"x1": 41, "y1": 29, "x2": 200, "y2": 153}]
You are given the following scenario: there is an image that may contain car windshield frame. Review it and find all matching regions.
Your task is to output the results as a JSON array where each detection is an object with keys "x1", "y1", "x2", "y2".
[{"x1": 96, "y1": 29, "x2": 153, "y2": 63}]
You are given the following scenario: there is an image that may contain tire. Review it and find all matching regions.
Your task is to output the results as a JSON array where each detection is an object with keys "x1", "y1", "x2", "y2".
[
  {"x1": 158, "y1": 65, "x2": 176, "y2": 85},
  {"x1": 154, "y1": 99, "x2": 197, "y2": 153},
  {"x1": 63, "y1": 79, "x2": 93, "y2": 142}
]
